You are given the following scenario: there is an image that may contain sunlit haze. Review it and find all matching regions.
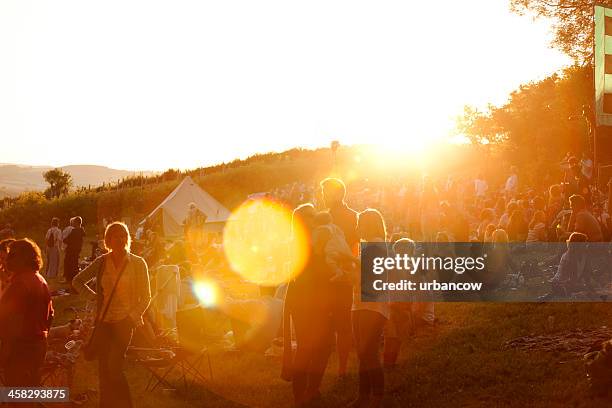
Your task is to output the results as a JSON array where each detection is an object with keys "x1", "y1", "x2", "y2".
[{"x1": 1, "y1": 0, "x2": 571, "y2": 171}]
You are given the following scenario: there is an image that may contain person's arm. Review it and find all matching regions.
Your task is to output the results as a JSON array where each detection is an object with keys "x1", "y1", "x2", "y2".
[
  {"x1": 46, "y1": 291, "x2": 55, "y2": 330},
  {"x1": 72, "y1": 257, "x2": 102, "y2": 301},
  {"x1": 129, "y1": 257, "x2": 152, "y2": 326},
  {"x1": 63, "y1": 229, "x2": 73, "y2": 245}
]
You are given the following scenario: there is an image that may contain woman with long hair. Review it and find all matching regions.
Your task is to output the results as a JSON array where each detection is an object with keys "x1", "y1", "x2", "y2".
[
  {"x1": 73, "y1": 222, "x2": 151, "y2": 408},
  {"x1": 352, "y1": 208, "x2": 389, "y2": 408}
]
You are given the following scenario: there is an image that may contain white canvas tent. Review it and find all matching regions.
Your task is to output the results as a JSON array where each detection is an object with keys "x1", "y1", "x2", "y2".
[{"x1": 140, "y1": 176, "x2": 231, "y2": 236}]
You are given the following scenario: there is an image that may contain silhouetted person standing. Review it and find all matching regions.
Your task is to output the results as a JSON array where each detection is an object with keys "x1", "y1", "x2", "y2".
[
  {"x1": 320, "y1": 178, "x2": 357, "y2": 378},
  {"x1": 282, "y1": 203, "x2": 335, "y2": 406},
  {"x1": 63, "y1": 216, "x2": 85, "y2": 285},
  {"x1": 45, "y1": 218, "x2": 62, "y2": 278}
]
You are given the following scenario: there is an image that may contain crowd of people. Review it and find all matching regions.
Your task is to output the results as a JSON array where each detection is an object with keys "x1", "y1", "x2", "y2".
[
  {"x1": 276, "y1": 157, "x2": 612, "y2": 406},
  {"x1": 0, "y1": 152, "x2": 611, "y2": 407}
]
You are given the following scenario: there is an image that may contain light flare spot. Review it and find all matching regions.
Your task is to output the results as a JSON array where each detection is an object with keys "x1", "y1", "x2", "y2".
[
  {"x1": 192, "y1": 280, "x2": 219, "y2": 308},
  {"x1": 223, "y1": 198, "x2": 309, "y2": 286}
]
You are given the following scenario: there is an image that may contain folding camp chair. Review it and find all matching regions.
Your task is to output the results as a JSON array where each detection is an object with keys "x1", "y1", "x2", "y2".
[
  {"x1": 144, "y1": 306, "x2": 214, "y2": 393},
  {"x1": 137, "y1": 346, "x2": 212, "y2": 393},
  {"x1": 127, "y1": 347, "x2": 178, "y2": 392},
  {"x1": 129, "y1": 306, "x2": 214, "y2": 396},
  {"x1": 161, "y1": 309, "x2": 214, "y2": 388},
  {"x1": 167, "y1": 346, "x2": 212, "y2": 390}
]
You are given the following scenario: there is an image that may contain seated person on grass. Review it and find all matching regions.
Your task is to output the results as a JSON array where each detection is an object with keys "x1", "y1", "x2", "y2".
[{"x1": 540, "y1": 232, "x2": 598, "y2": 300}]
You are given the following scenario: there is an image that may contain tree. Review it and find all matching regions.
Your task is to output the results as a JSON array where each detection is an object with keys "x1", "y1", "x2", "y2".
[
  {"x1": 43, "y1": 168, "x2": 72, "y2": 199},
  {"x1": 457, "y1": 65, "x2": 592, "y2": 165},
  {"x1": 510, "y1": 0, "x2": 612, "y2": 63},
  {"x1": 456, "y1": 105, "x2": 507, "y2": 145},
  {"x1": 161, "y1": 168, "x2": 180, "y2": 182}
]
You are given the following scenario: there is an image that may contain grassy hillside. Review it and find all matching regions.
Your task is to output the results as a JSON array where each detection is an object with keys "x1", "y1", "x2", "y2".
[{"x1": 50, "y1": 284, "x2": 612, "y2": 407}]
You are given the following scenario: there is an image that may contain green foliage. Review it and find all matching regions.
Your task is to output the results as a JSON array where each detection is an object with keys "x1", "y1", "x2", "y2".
[
  {"x1": 510, "y1": 0, "x2": 612, "y2": 64},
  {"x1": 457, "y1": 65, "x2": 592, "y2": 167},
  {"x1": 43, "y1": 168, "x2": 72, "y2": 199}
]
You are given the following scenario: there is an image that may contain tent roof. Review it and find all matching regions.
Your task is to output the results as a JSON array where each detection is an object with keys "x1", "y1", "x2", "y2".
[{"x1": 140, "y1": 176, "x2": 230, "y2": 234}]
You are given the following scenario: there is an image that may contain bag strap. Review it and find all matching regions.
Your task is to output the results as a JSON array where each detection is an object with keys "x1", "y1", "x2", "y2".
[{"x1": 95, "y1": 256, "x2": 129, "y2": 324}]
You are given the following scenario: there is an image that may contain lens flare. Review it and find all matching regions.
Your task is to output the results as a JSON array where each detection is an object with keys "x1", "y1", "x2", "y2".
[
  {"x1": 192, "y1": 280, "x2": 219, "y2": 308},
  {"x1": 222, "y1": 198, "x2": 309, "y2": 286}
]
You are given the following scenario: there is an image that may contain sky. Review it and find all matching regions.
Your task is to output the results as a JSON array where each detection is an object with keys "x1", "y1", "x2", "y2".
[{"x1": 0, "y1": 0, "x2": 572, "y2": 171}]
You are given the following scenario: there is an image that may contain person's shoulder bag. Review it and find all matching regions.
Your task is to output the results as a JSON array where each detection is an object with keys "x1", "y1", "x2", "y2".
[{"x1": 82, "y1": 257, "x2": 129, "y2": 361}]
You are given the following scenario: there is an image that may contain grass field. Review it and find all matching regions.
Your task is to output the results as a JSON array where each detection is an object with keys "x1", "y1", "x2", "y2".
[{"x1": 48, "y1": 278, "x2": 612, "y2": 408}]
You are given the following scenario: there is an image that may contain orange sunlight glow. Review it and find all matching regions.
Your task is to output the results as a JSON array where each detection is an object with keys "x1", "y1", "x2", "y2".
[
  {"x1": 369, "y1": 141, "x2": 429, "y2": 166},
  {"x1": 345, "y1": 142, "x2": 431, "y2": 178},
  {"x1": 222, "y1": 198, "x2": 309, "y2": 286},
  {"x1": 192, "y1": 280, "x2": 220, "y2": 308}
]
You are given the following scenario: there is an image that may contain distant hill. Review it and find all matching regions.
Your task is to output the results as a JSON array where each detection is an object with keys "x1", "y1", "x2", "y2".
[
  {"x1": 0, "y1": 164, "x2": 156, "y2": 197},
  {"x1": 61, "y1": 165, "x2": 156, "y2": 188}
]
